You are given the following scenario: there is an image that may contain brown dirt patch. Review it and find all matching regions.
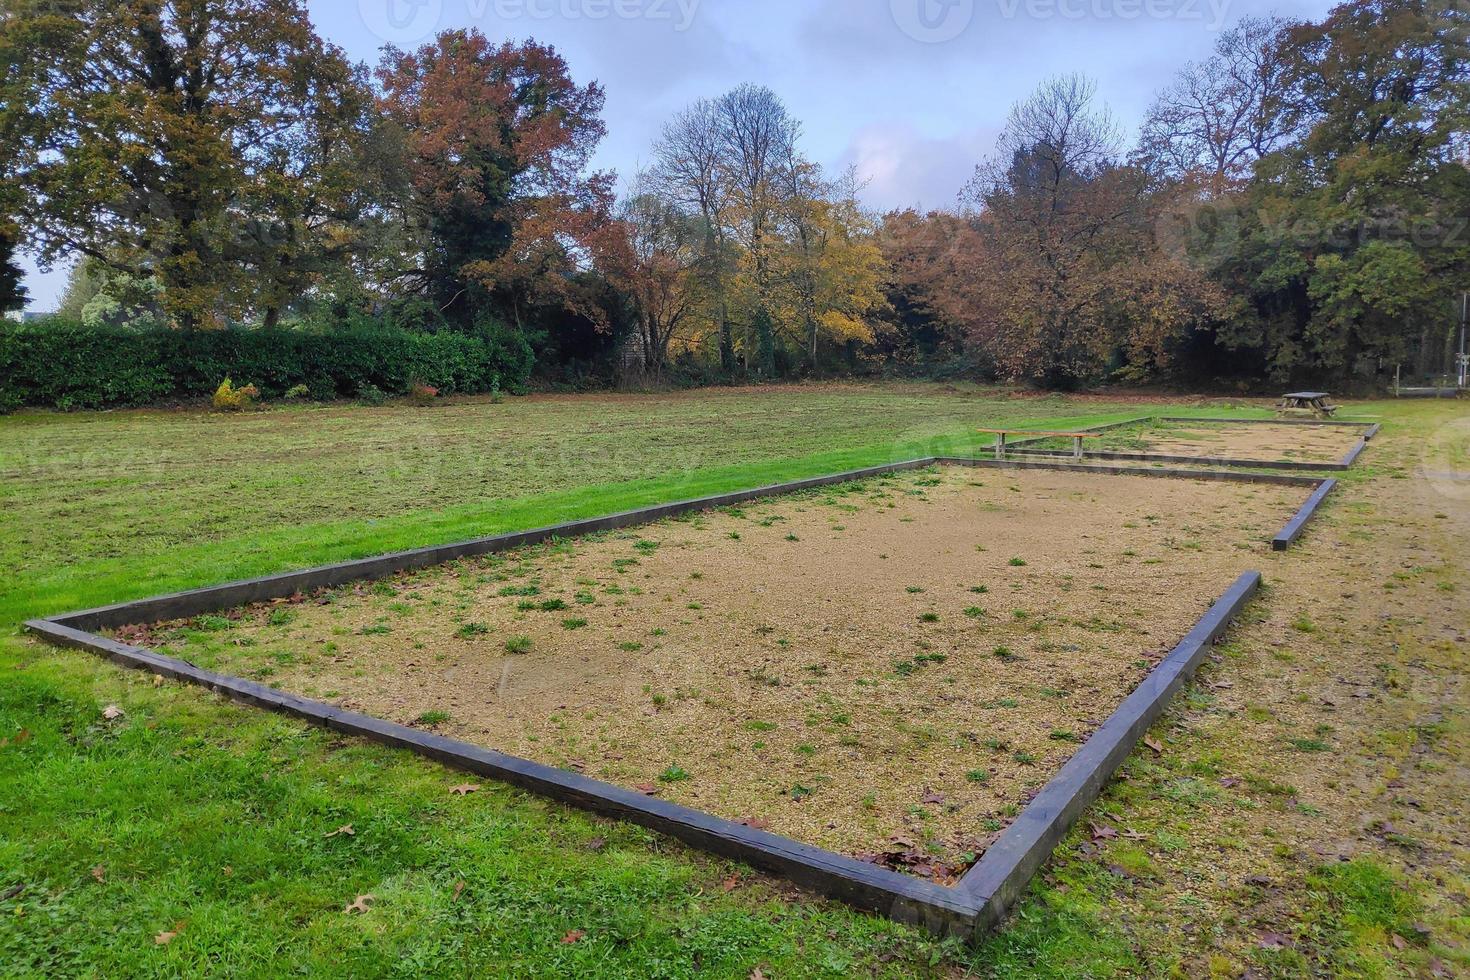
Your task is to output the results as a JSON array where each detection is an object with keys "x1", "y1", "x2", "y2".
[
  {"x1": 1110, "y1": 421, "x2": 1364, "y2": 462},
  {"x1": 135, "y1": 467, "x2": 1309, "y2": 878}
]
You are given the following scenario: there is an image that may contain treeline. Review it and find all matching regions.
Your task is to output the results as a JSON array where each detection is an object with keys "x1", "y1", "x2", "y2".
[{"x1": 1, "y1": 0, "x2": 1466, "y2": 395}]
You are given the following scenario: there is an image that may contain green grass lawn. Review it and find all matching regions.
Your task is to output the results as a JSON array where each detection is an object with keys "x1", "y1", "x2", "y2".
[{"x1": 0, "y1": 384, "x2": 1459, "y2": 977}]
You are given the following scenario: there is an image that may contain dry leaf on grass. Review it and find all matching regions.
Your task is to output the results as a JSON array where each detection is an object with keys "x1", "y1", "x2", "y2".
[
  {"x1": 1089, "y1": 822, "x2": 1118, "y2": 840},
  {"x1": 1142, "y1": 736, "x2": 1164, "y2": 754},
  {"x1": 153, "y1": 922, "x2": 184, "y2": 945},
  {"x1": 448, "y1": 784, "x2": 479, "y2": 796},
  {"x1": 324, "y1": 824, "x2": 355, "y2": 838},
  {"x1": 90, "y1": 865, "x2": 105, "y2": 882},
  {"x1": 560, "y1": 929, "x2": 585, "y2": 944},
  {"x1": 344, "y1": 894, "x2": 375, "y2": 915},
  {"x1": 102, "y1": 705, "x2": 124, "y2": 721},
  {"x1": 452, "y1": 880, "x2": 465, "y2": 902}
]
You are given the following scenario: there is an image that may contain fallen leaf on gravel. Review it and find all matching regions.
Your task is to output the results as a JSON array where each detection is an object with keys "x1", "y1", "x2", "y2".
[
  {"x1": 1390, "y1": 934, "x2": 1408, "y2": 950},
  {"x1": 738, "y1": 816, "x2": 770, "y2": 830},
  {"x1": 448, "y1": 784, "x2": 479, "y2": 796},
  {"x1": 1245, "y1": 875, "x2": 1273, "y2": 888},
  {"x1": 324, "y1": 824, "x2": 355, "y2": 838},
  {"x1": 344, "y1": 894, "x2": 374, "y2": 914},
  {"x1": 1220, "y1": 777, "x2": 1241, "y2": 788},
  {"x1": 634, "y1": 783, "x2": 660, "y2": 795},
  {"x1": 920, "y1": 791, "x2": 947, "y2": 805},
  {"x1": 560, "y1": 929, "x2": 585, "y2": 944},
  {"x1": 1142, "y1": 736, "x2": 1163, "y2": 754},
  {"x1": 1257, "y1": 931, "x2": 1292, "y2": 949},
  {"x1": 102, "y1": 705, "x2": 124, "y2": 721},
  {"x1": 91, "y1": 865, "x2": 105, "y2": 882}
]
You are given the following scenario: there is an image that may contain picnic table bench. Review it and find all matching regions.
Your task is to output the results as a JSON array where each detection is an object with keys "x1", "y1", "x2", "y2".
[
  {"x1": 977, "y1": 428, "x2": 1103, "y2": 460},
  {"x1": 1279, "y1": 391, "x2": 1337, "y2": 416}
]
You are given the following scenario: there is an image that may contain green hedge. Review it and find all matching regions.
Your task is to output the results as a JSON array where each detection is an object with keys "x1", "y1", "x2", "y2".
[{"x1": 0, "y1": 319, "x2": 533, "y2": 411}]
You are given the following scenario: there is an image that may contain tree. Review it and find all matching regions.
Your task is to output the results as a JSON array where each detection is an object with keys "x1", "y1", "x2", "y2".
[
  {"x1": 960, "y1": 75, "x2": 1227, "y2": 384},
  {"x1": 715, "y1": 84, "x2": 800, "y2": 375},
  {"x1": 649, "y1": 98, "x2": 736, "y2": 372},
  {"x1": 876, "y1": 210, "x2": 985, "y2": 367},
  {"x1": 376, "y1": 30, "x2": 618, "y2": 334},
  {"x1": 0, "y1": 0, "x2": 369, "y2": 327},
  {"x1": 1136, "y1": 16, "x2": 1296, "y2": 193},
  {"x1": 609, "y1": 181, "x2": 707, "y2": 375},
  {"x1": 0, "y1": 227, "x2": 25, "y2": 314},
  {"x1": 1208, "y1": 0, "x2": 1470, "y2": 382},
  {"x1": 0, "y1": 182, "x2": 25, "y2": 313},
  {"x1": 771, "y1": 167, "x2": 887, "y2": 371}
]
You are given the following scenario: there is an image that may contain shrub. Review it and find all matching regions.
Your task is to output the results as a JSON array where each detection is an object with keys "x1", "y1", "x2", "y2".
[
  {"x1": 408, "y1": 380, "x2": 439, "y2": 405},
  {"x1": 0, "y1": 317, "x2": 535, "y2": 412},
  {"x1": 211, "y1": 378, "x2": 260, "y2": 411},
  {"x1": 284, "y1": 383, "x2": 310, "y2": 399}
]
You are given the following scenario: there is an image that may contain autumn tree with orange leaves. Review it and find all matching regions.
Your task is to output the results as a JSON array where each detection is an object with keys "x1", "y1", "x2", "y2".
[{"x1": 376, "y1": 31, "x2": 619, "y2": 334}]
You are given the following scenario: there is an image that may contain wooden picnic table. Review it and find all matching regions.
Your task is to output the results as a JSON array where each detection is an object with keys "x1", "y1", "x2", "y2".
[
  {"x1": 1279, "y1": 392, "x2": 1337, "y2": 416},
  {"x1": 977, "y1": 428, "x2": 1102, "y2": 460}
]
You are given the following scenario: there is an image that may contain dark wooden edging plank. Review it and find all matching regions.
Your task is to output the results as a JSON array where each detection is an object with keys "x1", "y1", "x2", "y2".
[
  {"x1": 1339, "y1": 440, "x2": 1369, "y2": 467},
  {"x1": 25, "y1": 458, "x2": 1313, "y2": 939},
  {"x1": 954, "y1": 572, "x2": 1261, "y2": 928},
  {"x1": 1000, "y1": 446, "x2": 1347, "y2": 472},
  {"x1": 1155, "y1": 416, "x2": 1372, "y2": 428},
  {"x1": 935, "y1": 456, "x2": 1325, "y2": 488},
  {"x1": 1272, "y1": 478, "x2": 1337, "y2": 551},
  {"x1": 22, "y1": 617, "x2": 982, "y2": 934}
]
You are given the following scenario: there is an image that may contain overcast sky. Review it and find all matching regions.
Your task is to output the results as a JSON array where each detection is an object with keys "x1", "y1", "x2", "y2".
[{"x1": 17, "y1": 0, "x2": 1340, "y2": 310}]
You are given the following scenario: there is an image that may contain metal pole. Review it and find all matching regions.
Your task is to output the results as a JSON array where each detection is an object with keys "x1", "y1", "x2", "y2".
[{"x1": 1459, "y1": 291, "x2": 1467, "y2": 389}]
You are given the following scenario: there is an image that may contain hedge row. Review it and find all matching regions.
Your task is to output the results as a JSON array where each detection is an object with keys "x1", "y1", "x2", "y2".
[{"x1": 0, "y1": 320, "x2": 534, "y2": 411}]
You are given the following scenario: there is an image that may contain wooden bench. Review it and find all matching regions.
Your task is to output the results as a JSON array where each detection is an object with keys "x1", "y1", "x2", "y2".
[
  {"x1": 977, "y1": 428, "x2": 1103, "y2": 460},
  {"x1": 1279, "y1": 392, "x2": 1337, "y2": 417}
]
